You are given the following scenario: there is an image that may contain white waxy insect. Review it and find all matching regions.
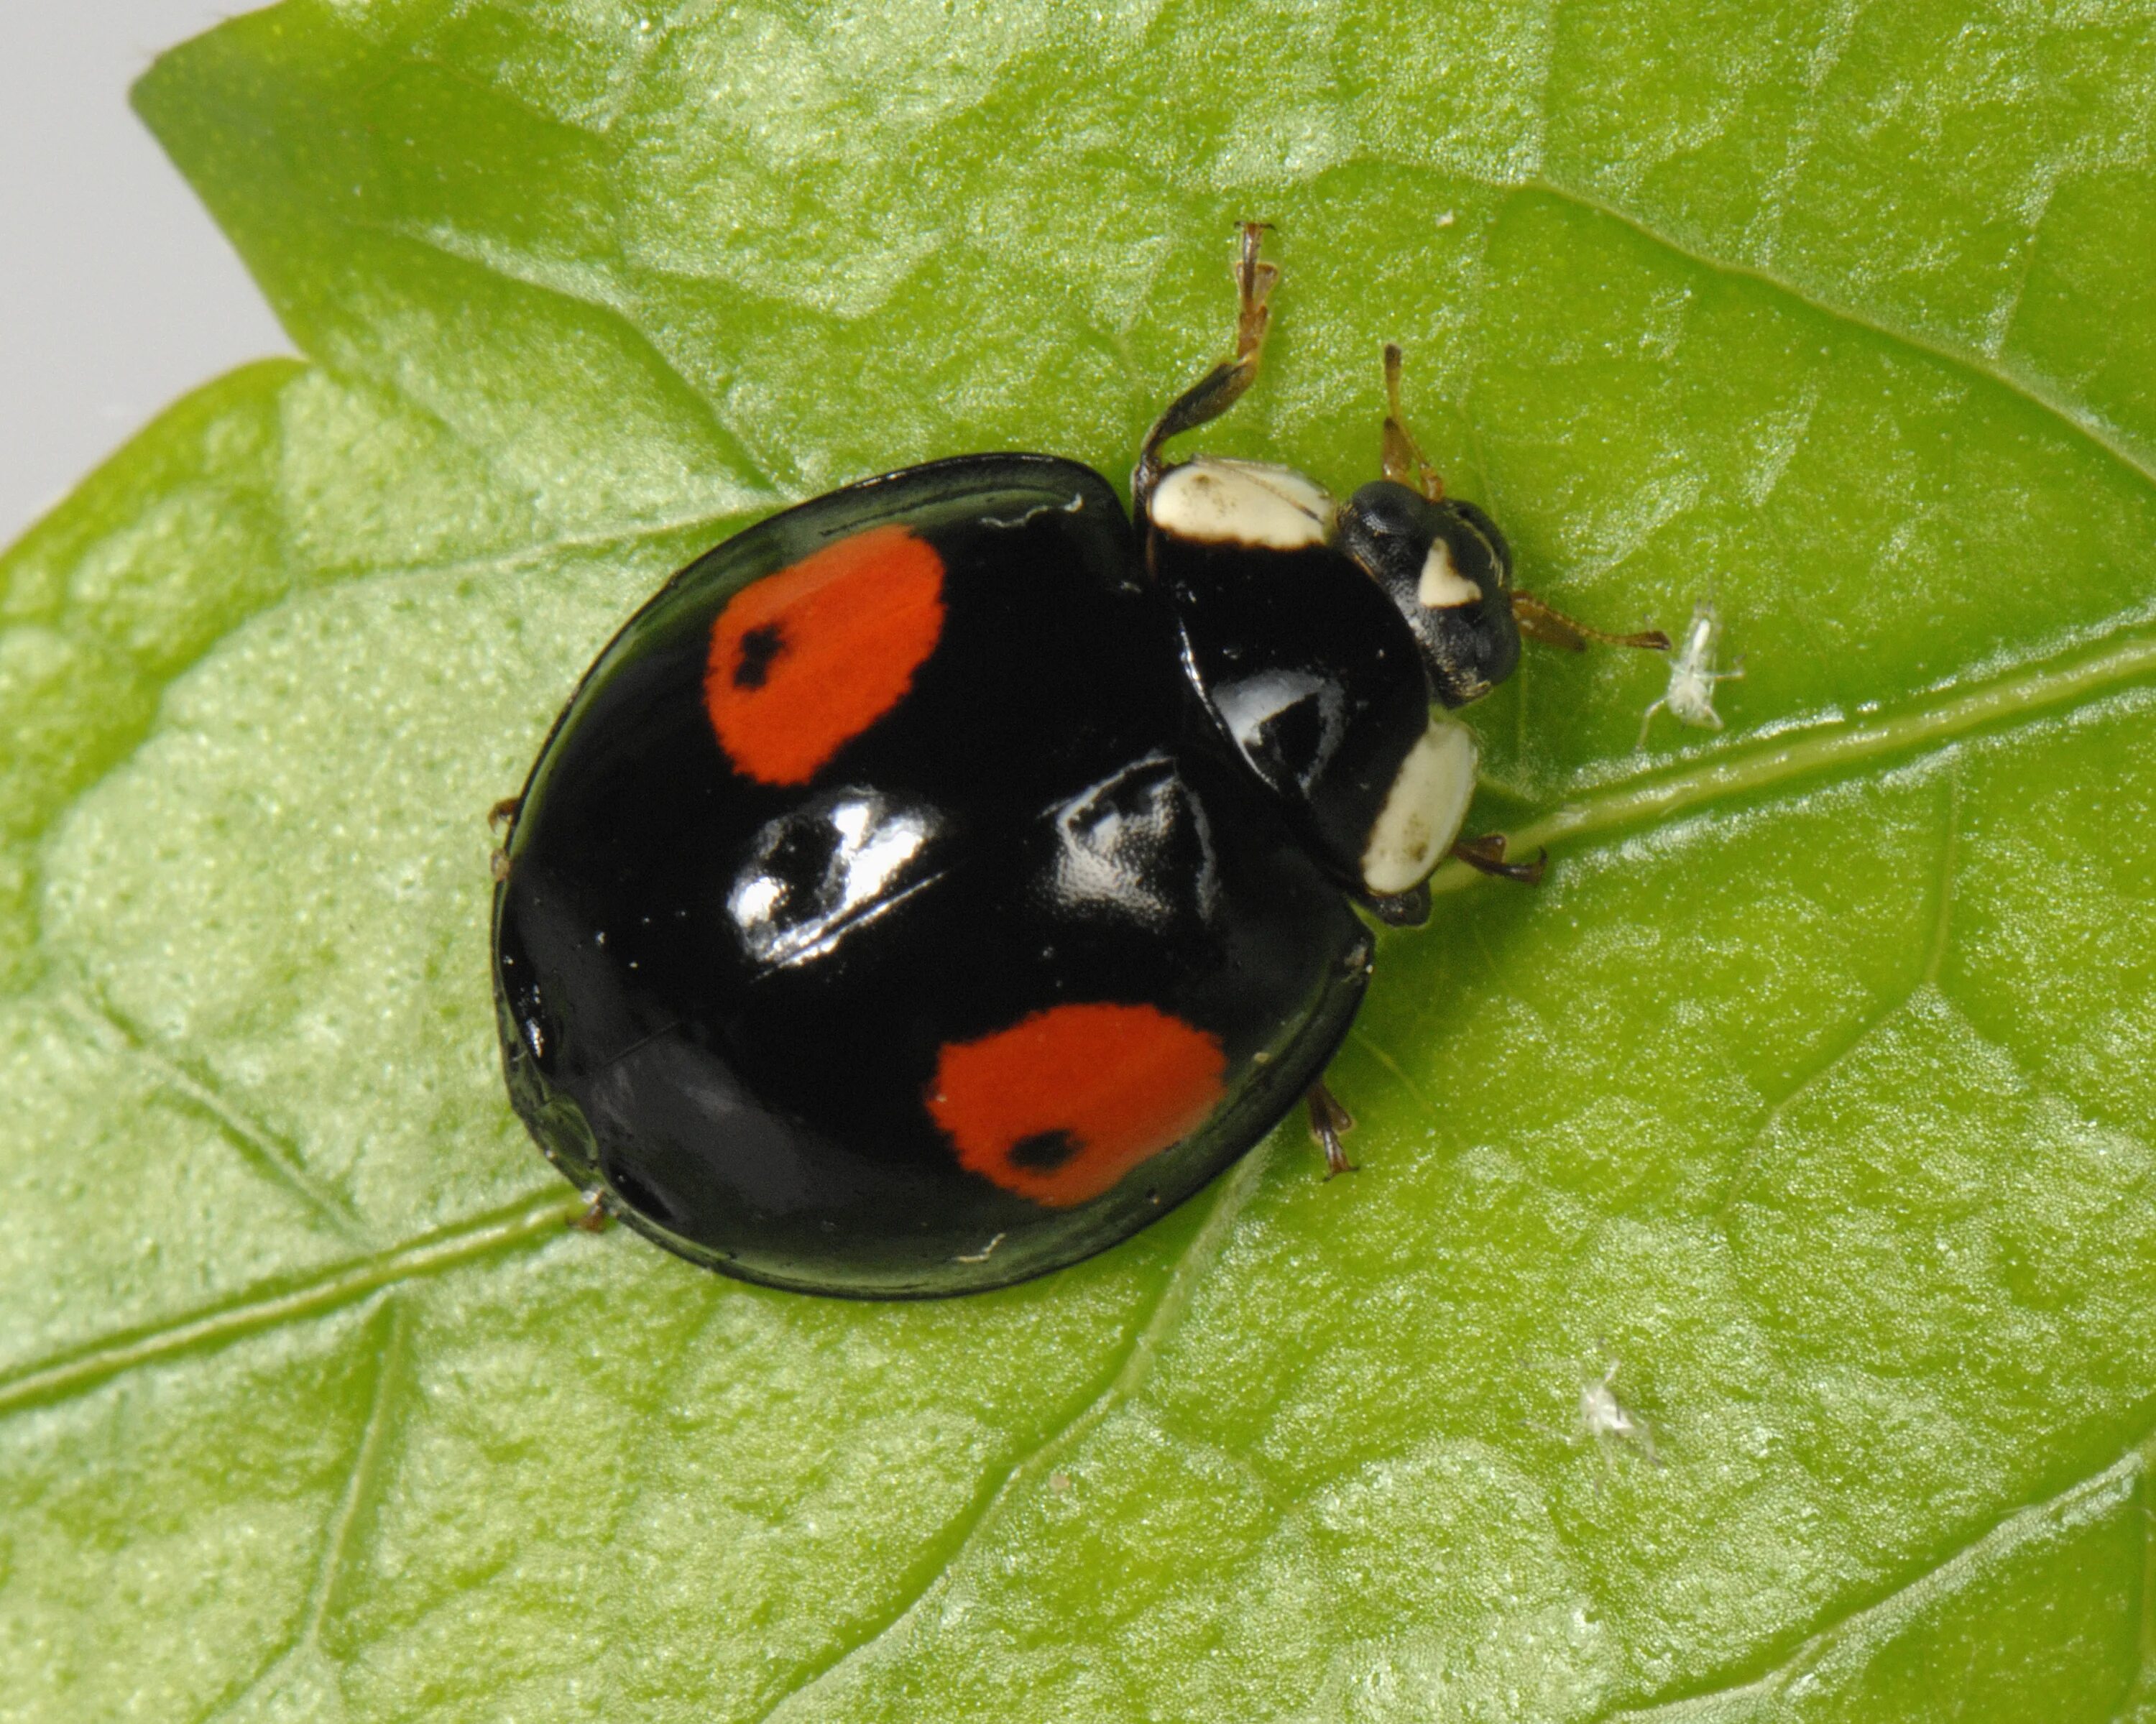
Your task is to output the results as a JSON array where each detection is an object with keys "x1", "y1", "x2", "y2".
[
  {"x1": 1639, "y1": 597, "x2": 1743, "y2": 745},
  {"x1": 1579, "y1": 1360, "x2": 1658, "y2": 1462}
]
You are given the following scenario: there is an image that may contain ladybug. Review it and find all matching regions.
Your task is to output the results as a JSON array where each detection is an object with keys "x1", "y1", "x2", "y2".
[{"x1": 489, "y1": 226, "x2": 1664, "y2": 1297}]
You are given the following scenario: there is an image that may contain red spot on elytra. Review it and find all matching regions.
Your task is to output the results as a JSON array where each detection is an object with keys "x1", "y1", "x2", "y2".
[
  {"x1": 706, "y1": 525, "x2": 945, "y2": 785},
  {"x1": 927, "y1": 1003, "x2": 1227, "y2": 1207}
]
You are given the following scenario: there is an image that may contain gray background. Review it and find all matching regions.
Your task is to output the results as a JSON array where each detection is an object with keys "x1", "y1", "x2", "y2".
[{"x1": 1, "y1": 4, "x2": 291, "y2": 548}]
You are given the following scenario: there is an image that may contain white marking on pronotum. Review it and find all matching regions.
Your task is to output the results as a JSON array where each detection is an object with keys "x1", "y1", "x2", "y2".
[
  {"x1": 1149, "y1": 457, "x2": 1336, "y2": 551},
  {"x1": 954, "y1": 1231, "x2": 1006, "y2": 1264},
  {"x1": 1360, "y1": 717, "x2": 1479, "y2": 895},
  {"x1": 1639, "y1": 596, "x2": 1744, "y2": 745},
  {"x1": 1416, "y1": 538, "x2": 1482, "y2": 608}
]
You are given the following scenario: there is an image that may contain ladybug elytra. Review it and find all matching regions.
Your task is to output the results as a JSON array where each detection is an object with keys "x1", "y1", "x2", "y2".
[{"x1": 489, "y1": 226, "x2": 1665, "y2": 1296}]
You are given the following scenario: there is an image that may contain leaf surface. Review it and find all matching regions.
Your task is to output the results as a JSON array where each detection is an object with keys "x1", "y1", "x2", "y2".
[{"x1": 6, "y1": 1, "x2": 2156, "y2": 1718}]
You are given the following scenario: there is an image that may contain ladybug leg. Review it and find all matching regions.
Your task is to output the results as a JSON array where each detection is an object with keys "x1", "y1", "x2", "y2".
[
  {"x1": 1133, "y1": 222, "x2": 1278, "y2": 508},
  {"x1": 1380, "y1": 343, "x2": 1445, "y2": 502},
  {"x1": 570, "y1": 1190, "x2": 612, "y2": 1232},
  {"x1": 1451, "y1": 832, "x2": 1547, "y2": 886},
  {"x1": 1306, "y1": 1080, "x2": 1358, "y2": 1178},
  {"x1": 1512, "y1": 594, "x2": 1669, "y2": 655},
  {"x1": 488, "y1": 796, "x2": 520, "y2": 882}
]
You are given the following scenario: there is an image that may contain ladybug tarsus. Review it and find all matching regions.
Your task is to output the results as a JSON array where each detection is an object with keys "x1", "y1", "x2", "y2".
[
  {"x1": 1380, "y1": 343, "x2": 1445, "y2": 504},
  {"x1": 1306, "y1": 1081, "x2": 1358, "y2": 1178},
  {"x1": 487, "y1": 795, "x2": 520, "y2": 881},
  {"x1": 1230, "y1": 219, "x2": 1279, "y2": 359},
  {"x1": 1451, "y1": 832, "x2": 1548, "y2": 887},
  {"x1": 570, "y1": 1191, "x2": 612, "y2": 1233}
]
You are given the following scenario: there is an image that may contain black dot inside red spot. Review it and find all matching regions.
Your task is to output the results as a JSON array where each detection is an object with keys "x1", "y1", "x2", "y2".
[
  {"x1": 1007, "y1": 1129, "x2": 1080, "y2": 1171},
  {"x1": 733, "y1": 624, "x2": 786, "y2": 690}
]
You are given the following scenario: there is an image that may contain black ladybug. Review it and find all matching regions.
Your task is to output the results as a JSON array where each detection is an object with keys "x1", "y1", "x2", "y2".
[{"x1": 489, "y1": 226, "x2": 1664, "y2": 1297}]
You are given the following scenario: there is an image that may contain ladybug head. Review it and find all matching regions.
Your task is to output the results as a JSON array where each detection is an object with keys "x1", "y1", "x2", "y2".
[{"x1": 1335, "y1": 481, "x2": 1521, "y2": 709}]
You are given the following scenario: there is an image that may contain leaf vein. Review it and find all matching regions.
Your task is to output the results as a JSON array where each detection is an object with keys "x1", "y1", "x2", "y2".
[
  {"x1": 372, "y1": 220, "x2": 783, "y2": 499},
  {"x1": 1922, "y1": 767, "x2": 1962, "y2": 986},
  {"x1": 1345, "y1": 1023, "x2": 1439, "y2": 1122},
  {"x1": 57, "y1": 990, "x2": 367, "y2": 1245},
  {"x1": 1598, "y1": 1439, "x2": 2148, "y2": 1721},
  {"x1": 748, "y1": 1134, "x2": 1283, "y2": 1723},
  {"x1": 1711, "y1": 990, "x2": 1909, "y2": 1224},
  {"x1": 0, "y1": 1187, "x2": 581, "y2": 1421},
  {"x1": 2111, "y1": 1426, "x2": 2156, "y2": 1724},
  {"x1": 1523, "y1": 178, "x2": 2156, "y2": 495},
  {"x1": 192, "y1": 1299, "x2": 410, "y2": 1724},
  {"x1": 4, "y1": 497, "x2": 755, "y2": 936}
]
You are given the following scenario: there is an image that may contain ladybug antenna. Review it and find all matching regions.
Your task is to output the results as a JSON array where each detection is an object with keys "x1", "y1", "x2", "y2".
[
  {"x1": 1380, "y1": 344, "x2": 1444, "y2": 502},
  {"x1": 1512, "y1": 594, "x2": 1670, "y2": 655},
  {"x1": 1133, "y1": 222, "x2": 1277, "y2": 512}
]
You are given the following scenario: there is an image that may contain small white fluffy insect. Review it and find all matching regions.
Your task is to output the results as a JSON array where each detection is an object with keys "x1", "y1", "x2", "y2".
[
  {"x1": 1579, "y1": 1360, "x2": 1658, "y2": 1462},
  {"x1": 1638, "y1": 597, "x2": 1743, "y2": 745}
]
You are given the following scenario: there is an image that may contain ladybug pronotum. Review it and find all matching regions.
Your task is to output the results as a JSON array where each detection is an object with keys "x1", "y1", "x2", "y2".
[{"x1": 489, "y1": 226, "x2": 1665, "y2": 1296}]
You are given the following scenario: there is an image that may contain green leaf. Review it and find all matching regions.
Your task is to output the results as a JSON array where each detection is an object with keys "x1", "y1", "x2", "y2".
[{"x1": 6, "y1": 0, "x2": 2156, "y2": 1716}]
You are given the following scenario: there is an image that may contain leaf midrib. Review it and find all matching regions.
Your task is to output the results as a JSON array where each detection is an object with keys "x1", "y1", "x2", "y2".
[
  {"x1": 1432, "y1": 617, "x2": 2156, "y2": 895},
  {"x1": 5, "y1": 12, "x2": 2132, "y2": 1722},
  {"x1": 9, "y1": 596, "x2": 2156, "y2": 1421}
]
